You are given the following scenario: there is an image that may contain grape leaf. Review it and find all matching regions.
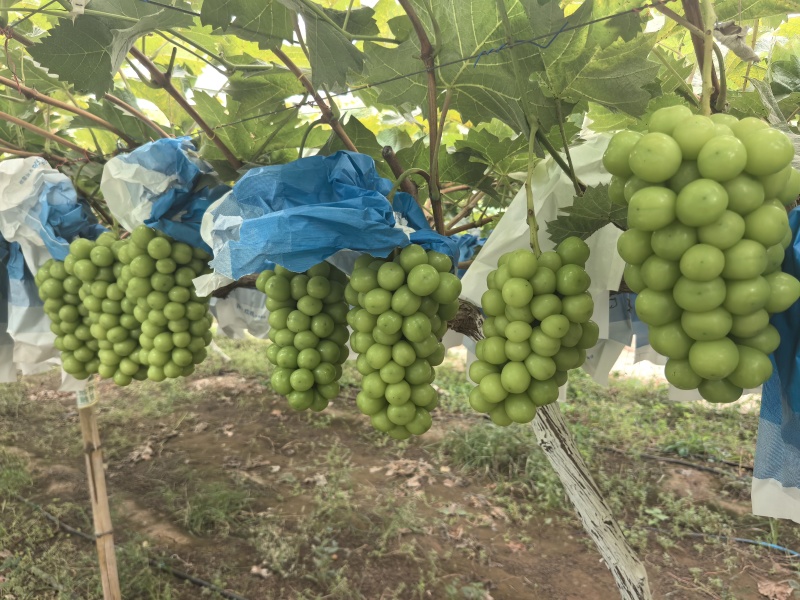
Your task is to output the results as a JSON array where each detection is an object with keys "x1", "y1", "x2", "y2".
[
  {"x1": 363, "y1": 0, "x2": 529, "y2": 135},
  {"x1": 319, "y1": 115, "x2": 394, "y2": 179},
  {"x1": 28, "y1": 1, "x2": 195, "y2": 95},
  {"x1": 771, "y1": 56, "x2": 800, "y2": 96},
  {"x1": 586, "y1": 102, "x2": 635, "y2": 132},
  {"x1": 69, "y1": 98, "x2": 150, "y2": 142},
  {"x1": 200, "y1": 0, "x2": 294, "y2": 48},
  {"x1": 563, "y1": 34, "x2": 659, "y2": 117},
  {"x1": 714, "y1": 0, "x2": 796, "y2": 21},
  {"x1": 324, "y1": 6, "x2": 380, "y2": 36},
  {"x1": 225, "y1": 71, "x2": 305, "y2": 118},
  {"x1": 546, "y1": 184, "x2": 627, "y2": 244},
  {"x1": 455, "y1": 128, "x2": 528, "y2": 177},
  {"x1": 28, "y1": 17, "x2": 113, "y2": 96},
  {"x1": 277, "y1": 0, "x2": 365, "y2": 91}
]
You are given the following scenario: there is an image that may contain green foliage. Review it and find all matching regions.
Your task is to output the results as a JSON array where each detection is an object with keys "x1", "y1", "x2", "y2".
[
  {"x1": 546, "y1": 184, "x2": 627, "y2": 244},
  {"x1": 0, "y1": 0, "x2": 797, "y2": 238}
]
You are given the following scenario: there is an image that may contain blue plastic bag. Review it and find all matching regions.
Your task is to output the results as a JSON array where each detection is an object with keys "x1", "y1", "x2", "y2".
[
  {"x1": 753, "y1": 206, "x2": 800, "y2": 522},
  {"x1": 206, "y1": 151, "x2": 460, "y2": 278},
  {"x1": 453, "y1": 233, "x2": 485, "y2": 277},
  {"x1": 101, "y1": 137, "x2": 229, "y2": 251}
]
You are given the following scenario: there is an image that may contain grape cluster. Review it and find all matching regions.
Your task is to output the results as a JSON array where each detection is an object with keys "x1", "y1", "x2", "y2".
[
  {"x1": 346, "y1": 245, "x2": 462, "y2": 439},
  {"x1": 118, "y1": 226, "x2": 214, "y2": 382},
  {"x1": 36, "y1": 226, "x2": 214, "y2": 385},
  {"x1": 469, "y1": 239, "x2": 599, "y2": 425},
  {"x1": 607, "y1": 106, "x2": 800, "y2": 403},
  {"x1": 260, "y1": 262, "x2": 350, "y2": 413}
]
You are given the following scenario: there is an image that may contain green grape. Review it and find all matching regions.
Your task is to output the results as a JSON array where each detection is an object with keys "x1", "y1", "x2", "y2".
[
  {"x1": 604, "y1": 114, "x2": 799, "y2": 404},
  {"x1": 471, "y1": 238, "x2": 595, "y2": 426}
]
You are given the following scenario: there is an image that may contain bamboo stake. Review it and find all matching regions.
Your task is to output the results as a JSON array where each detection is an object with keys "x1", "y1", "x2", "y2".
[{"x1": 76, "y1": 384, "x2": 121, "y2": 600}]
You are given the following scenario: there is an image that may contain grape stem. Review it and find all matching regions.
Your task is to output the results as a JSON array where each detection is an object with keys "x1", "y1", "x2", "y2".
[
  {"x1": 742, "y1": 20, "x2": 759, "y2": 92},
  {"x1": 525, "y1": 130, "x2": 542, "y2": 257},
  {"x1": 700, "y1": 0, "x2": 716, "y2": 116},
  {"x1": 387, "y1": 168, "x2": 431, "y2": 202}
]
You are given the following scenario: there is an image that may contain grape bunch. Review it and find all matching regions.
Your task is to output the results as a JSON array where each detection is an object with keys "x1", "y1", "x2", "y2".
[
  {"x1": 469, "y1": 239, "x2": 599, "y2": 426},
  {"x1": 117, "y1": 226, "x2": 214, "y2": 382},
  {"x1": 346, "y1": 245, "x2": 462, "y2": 440},
  {"x1": 259, "y1": 262, "x2": 350, "y2": 413},
  {"x1": 606, "y1": 106, "x2": 800, "y2": 403},
  {"x1": 36, "y1": 225, "x2": 214, "y2": 385},
  {"x1": 37, "y1": 250, "x2": 104, "y2": 382}
]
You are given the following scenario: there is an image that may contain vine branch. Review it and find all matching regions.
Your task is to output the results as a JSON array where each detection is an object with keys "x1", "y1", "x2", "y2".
[
  {"x1": 128, "y1": 47, "x2": 243, "y2": 170},
  {"x1": 555, "y1": 99, "x2": 581, "y2": 196},
  {"x1": 446, "y1": 191, "x2": 485, "y2": 229},
  {"x1": 397, "y1": 0, "x2": 444, "y2": 235},
  {"x1": 446, "y1": 215, "x2": 494, "y2": 235},
  {"x1": 382, "y1": 146, "x2": 418, "y2": 197},
  {"x1": 742, "y1": 20, "x2": 759, "y2": 91},
  {"x1": 103, "y1": 93, "x2": 171, "y2": 139},
  {"x1": 700, "y1": 0, "x2": 716, "y2": 116},
  {"x1": 0, "y1": 109, "x2": 88, "y2": 155},
  {"x1": 0, "y1": 75, "x2": 135, "y2": 145},
  {"x1": 271, "y1": 47, "x2": 358, "y2": 154},
  {"x1": 679, "y1": 0, "x2": 720, "y2": 106}
]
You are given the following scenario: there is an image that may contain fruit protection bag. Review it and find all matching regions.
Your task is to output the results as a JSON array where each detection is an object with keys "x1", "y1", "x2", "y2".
[
  {"x1": 453, "y1": 233, "x2": 485, "y2": 277},
  {"x1": 100, "y1": 137, "x2": 229, "y2": 252},
  {"x1": 0, "y1": 157, "x2": 104, "y2": 379},
  {"x1": 202, "y1": 151, "x2": 460, "y2": 280},
  {"x1": 752, "y1": 206, "x2": 800, "y2": 523},
  {"x1": 210, "y1": 288, "x2": 270, "y2": 339}
]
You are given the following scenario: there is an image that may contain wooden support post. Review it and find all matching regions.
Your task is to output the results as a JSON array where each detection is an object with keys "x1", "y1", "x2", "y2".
[
  {"x1": 77, "y1": 385, "x2": 122, "y2": 600},
  {"x1": 455, "y1": 312, "x2": 652, "y2": 599},
  {"x1": 532, "y1": 404, "x2": 653, "y2": 599}
]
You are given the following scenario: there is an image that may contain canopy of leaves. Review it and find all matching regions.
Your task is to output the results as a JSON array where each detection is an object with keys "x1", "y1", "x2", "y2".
[{"x1": 0, "y1": 0, "x2": 797, "y2": 241}]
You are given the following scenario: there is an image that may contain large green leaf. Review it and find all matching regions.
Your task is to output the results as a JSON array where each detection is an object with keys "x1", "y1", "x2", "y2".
[
  {"x1": 27, "y1": 1, "x2": 195, "y2": 95},
  {"x1": 200, "y1": 0, "x2": 295, "y2": 48},
  {"x1": 715, "y1": 0, "x2": 795, "y2": 21},
  {"x1": 319, "y1": 115, "x2": 393, "y2": 179},
  {"x1": 28, "y1": 17, "x2": 113, "y2": 96},
  {"x1": 546, "y1": 184, "x2": 627, "y2": 244},
  {"x1": 273, "y1": 0, "x2": 367, "y2": 91},
  {"x1": 225, "y1": 70, "x2": 305, "y2": 118},
  {"x1": 772, "y1": 56, "x2": 800, "y2": 96},
  {"x1": 363, "y1": 0, "x2": 529, "y2": 135},
  {"x1": 455, "y1": 127, "x2": 528, "y2": 177},
  {"x1": 564, "y1": 34, "x2": 659, "y2": 116}
]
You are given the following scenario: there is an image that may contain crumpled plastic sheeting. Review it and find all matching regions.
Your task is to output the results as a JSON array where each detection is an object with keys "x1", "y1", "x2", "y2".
[
  {"x1": 204, "y1": 151, "x2": 460, "y2": 280},
  {"x1": 0, "y1": 157, "x2": 104, "y2": 264},
  {"x1": 752, "y1": 206, "x2": 800, "y2": 523},
  {"x1": 101, "y1": 137, "x2": 228, "y2": 251}
]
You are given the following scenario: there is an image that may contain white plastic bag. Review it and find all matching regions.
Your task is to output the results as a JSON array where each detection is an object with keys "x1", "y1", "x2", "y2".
[{"x1": 211, "y1": 288, "x2": 270, "y2": 339}]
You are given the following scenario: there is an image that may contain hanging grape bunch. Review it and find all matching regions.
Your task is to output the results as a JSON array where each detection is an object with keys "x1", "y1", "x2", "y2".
[
  {"x1": 607, "y1": 106, "x2": 800, "y2": 403},
  {"x1": 36, "y1": 225, "x2": 215, "y2": 385},
  {"x1": 259, "y1": 262, "x2": 350, "y2": 413},
  {"x1": 118, "y1": 225, "x2": 214, "y2": 382},
  {"x1": 468, "y1": 239, "x2": 599, "y2": 426},
  {"x1": 345, "y1": 245, "x2": 462, "y2": 440}
]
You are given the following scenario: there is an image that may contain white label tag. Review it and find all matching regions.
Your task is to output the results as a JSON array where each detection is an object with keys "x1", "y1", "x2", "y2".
[
  {"x1": 76, "y1": 386, "x2": 97, "y2": 409},
  {"x1": 71, "y1": 0, "x2": 89, "y2": 15}
]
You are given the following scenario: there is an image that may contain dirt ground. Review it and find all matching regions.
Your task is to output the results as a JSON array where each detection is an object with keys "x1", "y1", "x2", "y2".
[{"x1": 0, "y1": 341, "x2": 797, "y2": 600}]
